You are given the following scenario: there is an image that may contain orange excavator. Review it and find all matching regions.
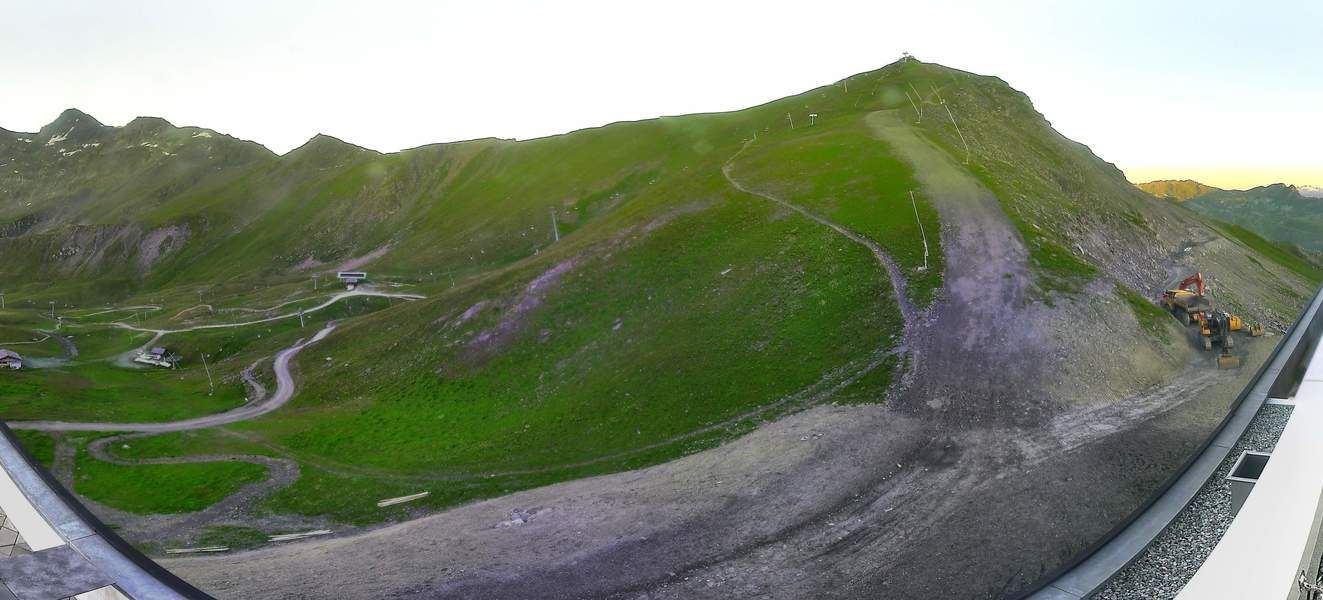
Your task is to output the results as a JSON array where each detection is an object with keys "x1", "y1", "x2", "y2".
[{"x1": 1159, "y1": 272, "x2": 1263, "y2": 369}]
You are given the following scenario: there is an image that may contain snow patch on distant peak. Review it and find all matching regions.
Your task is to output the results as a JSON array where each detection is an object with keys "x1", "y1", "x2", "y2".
[
  {"x1": 45, "y1": 125, "x2": 75, "y2": 146},
  {"x1": 1298, "y1": 185, "x2": 1323, "y2": 198},
  {"x1": 192, "y1": 131, "x2": 213, "y2": 138}
]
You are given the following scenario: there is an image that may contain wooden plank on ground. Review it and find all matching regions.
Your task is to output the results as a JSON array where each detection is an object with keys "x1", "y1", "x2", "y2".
[
  {"x1": 377, "y1": 491, "x2": 430, "y2": 508},
  {"x1": 164, "y1": 546, "x2": 229, "y2": 554},
  {"x1": 268, "y1": 529, "x2": 332, "y2": 542}
]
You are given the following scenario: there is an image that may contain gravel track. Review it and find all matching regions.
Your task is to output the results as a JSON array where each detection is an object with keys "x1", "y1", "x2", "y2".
[
  {"x1": 9, "y1": 286, "x2": 423, "y2": 432},
  {"x1": 82, "y1": 433, "x2": 302, "y2": 543},
  {"x1": 19, "y1": 329, "x2": 77, "y2": 368},
  {"x1": 109, "y1": 289, "x2": 422, "y2": 335}
]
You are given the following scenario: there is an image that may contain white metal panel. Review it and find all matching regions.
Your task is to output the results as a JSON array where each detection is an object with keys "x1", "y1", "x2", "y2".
[
  {"x1": 1308, "y1": 343, "x2": 1323, "y2": 384},
  {"x1": 75, "y1": 586, "x2": 133, "y2": 600},
  {"x1": 0, "y1": 463, "x2": 65, "y2": 550},
  {"x1": 1176, "y1": 378, "x2": 1323, "y2": 599}
]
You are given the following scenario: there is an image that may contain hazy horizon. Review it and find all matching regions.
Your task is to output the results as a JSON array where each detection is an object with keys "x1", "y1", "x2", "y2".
[{"x1": 3, "y1": 0, "x2": 1319, "y2": 190}]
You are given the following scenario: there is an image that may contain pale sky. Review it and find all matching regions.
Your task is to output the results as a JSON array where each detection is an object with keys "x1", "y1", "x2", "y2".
[{"x1": 2, "y1": 0, "x2": 1319, "y2": 190}]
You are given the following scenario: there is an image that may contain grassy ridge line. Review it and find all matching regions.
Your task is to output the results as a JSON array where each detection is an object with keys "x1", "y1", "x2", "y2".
[{"x1": 4, "y1": 62, "x2": 924, "y2": 304}]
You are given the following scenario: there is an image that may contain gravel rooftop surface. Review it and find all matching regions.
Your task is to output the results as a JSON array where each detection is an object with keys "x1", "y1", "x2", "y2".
[{"x1": 1093, "y1": 403, "x2": 1294, "y2": 600}]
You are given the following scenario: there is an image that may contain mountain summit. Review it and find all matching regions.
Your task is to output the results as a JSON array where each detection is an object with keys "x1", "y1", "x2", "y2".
[{"x1": 35, "y1": 108, "x2": 106, "y2": 146}]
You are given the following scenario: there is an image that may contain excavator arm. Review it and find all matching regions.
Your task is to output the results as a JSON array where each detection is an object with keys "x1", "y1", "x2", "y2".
[{"x1": 1177, "y1": 272, "x2": 1205, "y2": 296}]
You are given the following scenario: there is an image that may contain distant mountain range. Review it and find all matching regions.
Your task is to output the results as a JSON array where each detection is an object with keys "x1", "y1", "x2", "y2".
[
  {"x1": 1299, "y1": 185, "x2": 1323, "y2": 198},
  {"x1": 1137, "y1": 179, "x2": 1323, "y2": 252},
  {"x1": 1135, "y1": 179, "x2": 1221, "y2": 202}
]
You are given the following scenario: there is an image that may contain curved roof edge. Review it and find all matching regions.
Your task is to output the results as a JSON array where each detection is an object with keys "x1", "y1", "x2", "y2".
[{"x1": 0, "y1": 423, "x2": 213, "y2": 599}]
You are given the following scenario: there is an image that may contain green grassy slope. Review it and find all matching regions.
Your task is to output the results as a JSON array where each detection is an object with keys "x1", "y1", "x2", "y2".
[
  {"x1": 74, "y1": 441, "x2": 267, "y2": 514},
  {"x1": 727, "y1": 115, "x2": 942, "y2": 305},
  {"x1": 2, "y1": 60, "x2": 939, "y2": 519},
  {"x1": 1212, "y1": 221, "x2": 1323, "y2": 284}
]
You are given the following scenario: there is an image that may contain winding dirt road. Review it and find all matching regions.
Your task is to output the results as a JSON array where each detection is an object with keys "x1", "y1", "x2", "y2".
[
  {"x1": 83, "y1": 432, "x2": 303, "y2": 541},
  {"x1": 724, "y1": 138, "x2": 917, "y2": 330},
  {"x1": 11, "y1": 322, "x2": 337, "y2": 433},
  {"x1": 110, "y1": 289, "x2": 422, "y2": 336},
  {"x1": 6, "y1": 291, "x2": 428, "y2": 547}
]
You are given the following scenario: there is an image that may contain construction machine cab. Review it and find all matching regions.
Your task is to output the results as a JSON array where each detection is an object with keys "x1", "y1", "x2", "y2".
[{"x1": 1198, "y1": 310, "x2": 1241, "y2": 369}]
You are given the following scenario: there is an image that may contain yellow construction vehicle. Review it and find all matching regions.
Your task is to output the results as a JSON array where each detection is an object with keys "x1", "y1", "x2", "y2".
[
  {"x1": 1193, "y1": 310, "x2": 1251, "y2": 369},
  {"x1": 1160, "y1": 272, "x2": 1264, "y2": 369},
  {"x1": 1159, "y1": 272, "x2": 1212, "y2": 324}
]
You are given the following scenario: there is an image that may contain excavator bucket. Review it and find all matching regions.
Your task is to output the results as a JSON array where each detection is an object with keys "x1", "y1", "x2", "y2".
[
  {"x1": 1249, "y1": 324, "x2": 1264, "y2": 337},
  {"x1": 1217, "y1": 353, "x2": 1241, "y2": 369}
]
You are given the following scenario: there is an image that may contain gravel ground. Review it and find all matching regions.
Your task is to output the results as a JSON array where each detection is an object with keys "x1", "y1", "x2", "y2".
[{"x1": 1093, "y1": 403, "x2": 1294, "y2": 600}]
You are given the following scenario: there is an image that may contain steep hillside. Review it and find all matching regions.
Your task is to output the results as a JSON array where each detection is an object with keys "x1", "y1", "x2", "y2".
[
  {"x1": 1138, "y1": 179, "x2": 1222, "y2": 201},
  {"x1": 2, "y1": 59, "x2": 1317, "y2": 599}
]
